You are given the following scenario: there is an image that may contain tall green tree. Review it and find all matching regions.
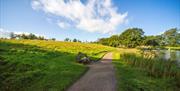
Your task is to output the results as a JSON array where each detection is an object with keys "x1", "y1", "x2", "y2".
[
  {"x1": 163, "y1": 28, "x2": 180, "y2": 46},
  {"x1": 108, "y1": 35, "x2": 120, "y2": 47},
  {"x1": 97, "y1": 38, "x2": 110, "y2": 46},
  {"x1": 73, "y1": 38, "x2": 77, "y2": 42},
  {"x1": 119, "y1": 28, "x2": 144, "y2": 48},
  {"x1": 10, "y1": 32, "x2": 16, "y2": 39},
  {"x1": 64, "y1": 38, "x2": 70, "y2": 42},
  {"x1": 28, "y1": 33, "x2": 37, "y2": 39},
  {"x1": 143, "y1": 36, "x2": 159, "y2": 46},
  {"x1": 21, "y1": 34, "x2": 28, "y2": 39}
]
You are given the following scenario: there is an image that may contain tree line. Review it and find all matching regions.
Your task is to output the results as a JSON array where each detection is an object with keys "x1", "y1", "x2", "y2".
[
  {"x1": 96, "y1": 28, "x2": 180, "y2": 48},
  {"x1": 4, "y1": 32, "x2": 83, "y2": 42},
  {"x1": 64, "y1": 38, "x2": 82, "y2": 42},
  {"x1": 7, "y1": 32, "x2": 56, "y2": 41}
]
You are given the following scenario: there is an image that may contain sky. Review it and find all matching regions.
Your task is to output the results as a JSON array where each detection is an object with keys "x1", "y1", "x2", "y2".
[{"x1": 0, "y1": 0, "x2": 180, "y2": 41}]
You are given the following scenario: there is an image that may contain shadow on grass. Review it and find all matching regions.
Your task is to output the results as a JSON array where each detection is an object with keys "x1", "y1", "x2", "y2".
[{"x1": 0, "y1": 41, "x2": 91, "y2": 91}]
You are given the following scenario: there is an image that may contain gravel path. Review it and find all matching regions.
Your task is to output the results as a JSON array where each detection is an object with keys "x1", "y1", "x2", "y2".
[{"x1": 67, "y1": 52, "x2": 116, "y2": 91}]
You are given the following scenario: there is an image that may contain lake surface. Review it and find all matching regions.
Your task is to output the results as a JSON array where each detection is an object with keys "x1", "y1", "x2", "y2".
[{"x1": 158, "y1": 50, "x2": 180, "y2": 63}]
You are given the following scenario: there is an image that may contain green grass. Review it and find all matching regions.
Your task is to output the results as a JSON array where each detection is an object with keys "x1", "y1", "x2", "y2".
[
  {"x1": 165, "y1": 46, "x2": 180, "y2": 50},
  {"x1": 113, "y1": 51, "x2": 180, "y2": 91},
  {"x1": 0, "y1": 39, "x2": 114, "y2": 91}
]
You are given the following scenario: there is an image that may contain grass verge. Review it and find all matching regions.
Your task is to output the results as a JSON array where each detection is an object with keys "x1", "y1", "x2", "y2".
[{"x1": 113, "y1": 51, "x2": 179, "y2": 91}]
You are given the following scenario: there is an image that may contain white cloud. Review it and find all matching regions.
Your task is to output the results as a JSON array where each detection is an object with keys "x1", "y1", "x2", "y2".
[
  {"x1": 32, "y1": 0, "x2": 41, "y2": 10},
  {"x1": 32, "y1": 0, "x2": 128, "y2": 34},
  {"x1": 57, "y1": 22, "x2": 70, "y2": 29},
  {"x1": 14, "y1": 31, "x2": 31, "y2": 35}
]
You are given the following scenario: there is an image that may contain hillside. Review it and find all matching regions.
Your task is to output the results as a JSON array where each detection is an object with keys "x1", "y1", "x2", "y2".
[{"x1": 0, "y1": 39, "x2": 115, "y2": 91}]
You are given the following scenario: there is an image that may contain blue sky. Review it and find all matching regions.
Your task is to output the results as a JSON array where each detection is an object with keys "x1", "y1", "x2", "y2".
[{"x1": 0, "y1": 0, "x2": 180, "y2": 41}]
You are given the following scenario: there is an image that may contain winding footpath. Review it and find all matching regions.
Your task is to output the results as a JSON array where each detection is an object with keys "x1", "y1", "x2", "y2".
[{"x1": 67, "y1": 52, "x2": 116, "y2": 91}]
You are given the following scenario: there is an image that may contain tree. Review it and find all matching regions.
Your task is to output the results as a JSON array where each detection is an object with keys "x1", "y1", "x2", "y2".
[
  {"x1": 28, "y1": 33, "x2": 36, "y2": 39},
  {"x1": 163, "y1": 28, "x2": 180, "y2": 46},
  {"x1": 64, "y1": 38, "x2": 70, "y2": 42},
  {"x1": 38, "y1": 36, "x2": 45, "y2": 40},
  {"x1": 143, "y1": 36, "x2": 159, "y2": 46},
  {"x1": 73, "y1": 38, "x2": 77, "y2": 42},
  {"x1": 155, "y1": 35, "x2": 166, "y2": 46},
  {"x1": 97, "y1": 38, "x2": 110, "y2": 46},
  {"x1": 20, "y1": 34, "x2": 28, "y2": 39},
  {"x1": 108, "y1": 35, "x2": 120, "y2": 47},
  {"x1": 119, "y1": 28, "x2": 144, "y2": 48},
  {"x1": 51, "y1": 38, "x2": 56, "y2": 41},
  {"x1": 10, "y1": 32, "x2": 16, "y2": 39},
  {"x1": 96, "y1": 28, "x2": 144, "y2": 48}
]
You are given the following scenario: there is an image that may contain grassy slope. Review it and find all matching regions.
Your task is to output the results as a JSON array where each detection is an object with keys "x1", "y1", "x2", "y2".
[
  {"x1": 0, "y1": 39, "x2": 114, "y2": 91},
  {"x1": 113, "y1": 49, "x2": 179, "y2": 91}
]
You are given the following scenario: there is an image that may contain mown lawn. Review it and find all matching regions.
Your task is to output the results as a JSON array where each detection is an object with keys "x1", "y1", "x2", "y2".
[
  {"x1": 0, "y1": 39, "x2": 114, "y2": 91},
  {"x1": 113, "y1": 50, "x2": 179, "y2": 91}
]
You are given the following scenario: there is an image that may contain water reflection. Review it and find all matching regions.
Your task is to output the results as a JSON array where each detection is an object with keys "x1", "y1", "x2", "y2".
[{"x1": 160, "y1": 50, "x2": 180, "y2": 62}]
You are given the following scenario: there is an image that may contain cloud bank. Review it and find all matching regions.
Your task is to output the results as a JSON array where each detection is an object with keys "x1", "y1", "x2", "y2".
[{"x1": 32, "y1": 0, "x2": 128, "y2": 34}]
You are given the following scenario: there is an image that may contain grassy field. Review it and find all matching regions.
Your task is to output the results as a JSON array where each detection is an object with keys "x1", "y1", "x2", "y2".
[
  {"x1": 113, "y1": 49, "x2": 180, "y2": 91},
  {"x1": 0, "y1": 39, "x2": 115, "y2": 91}
]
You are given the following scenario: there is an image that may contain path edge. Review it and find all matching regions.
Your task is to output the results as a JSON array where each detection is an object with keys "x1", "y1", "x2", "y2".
[{"x1": 64, "y1": 51, "x2": 110, "y2": 91}]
